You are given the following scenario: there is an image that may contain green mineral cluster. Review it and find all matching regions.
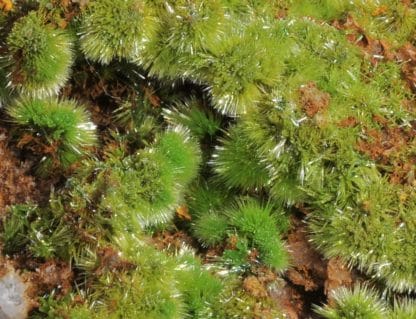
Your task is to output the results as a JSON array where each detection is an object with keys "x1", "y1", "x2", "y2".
[{"x1": 1, "y1": 0, "x2": 416, "y2": 318}]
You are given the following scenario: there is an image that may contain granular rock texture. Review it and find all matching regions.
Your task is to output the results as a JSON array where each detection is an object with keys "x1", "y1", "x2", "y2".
[
  {"x1": 286, "y1": 218, "x2": 327, "y2": 292},
  {"x1": 0, "y1": 259, "x2": 36, "y2": 319},
  {"x1": 0, "y1": 128, "x2": 37, "y2": 216}
]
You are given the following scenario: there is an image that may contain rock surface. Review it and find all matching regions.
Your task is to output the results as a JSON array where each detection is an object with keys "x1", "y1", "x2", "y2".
[{"x1": 0, "y1": 262, "x2": 33, "y2": 319}]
